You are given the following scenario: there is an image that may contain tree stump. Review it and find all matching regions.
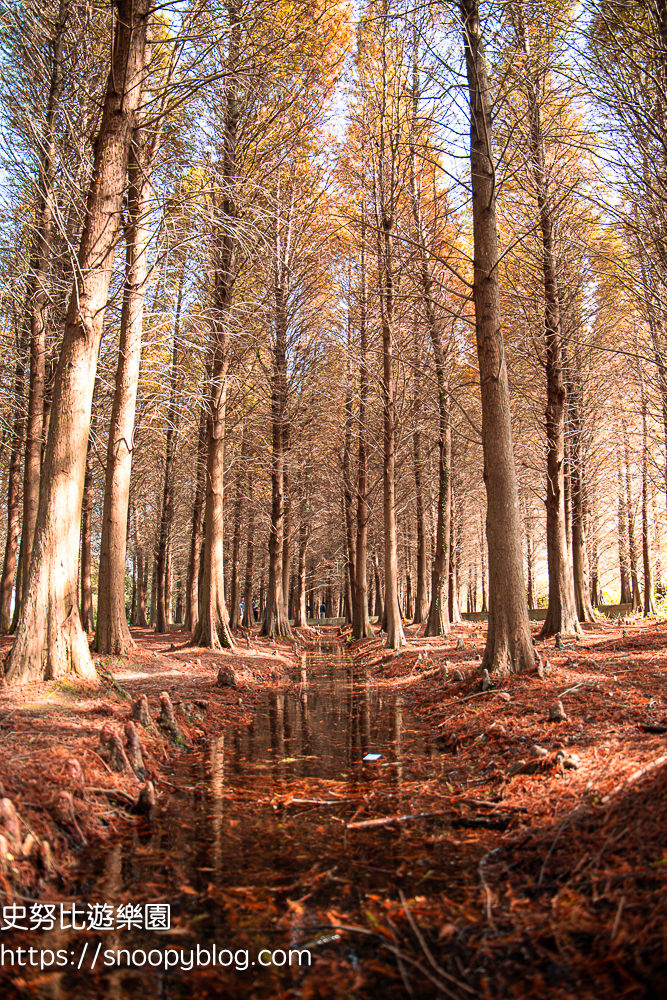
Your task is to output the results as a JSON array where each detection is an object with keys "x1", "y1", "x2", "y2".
[
  {"x1": 216, "y1": 665, "x2": 238, "y2": 689},
  {"x1": 157, "y1": 691, "x2": 180, "y2": 740},
  {"x1": 99, "y1": 724, "x2": 131, "y2": 772},
  {"x1": 53, "y1": 791, "x2": 85, "y2": 843},
  {"x1": 0, "y1": 797, "x2": 21, "y2": 849},
  {"x1": 124, "y1": 720, "x2": 145, "y2": 776},
  {"x1": 133, "y1": 781, "x2": 156, "y2": 822},
  {"x1": 64, "y1": 758, "x2": 86, "y2": 796},
  {"x1": 549, "y1": 699, "x2": 567, "y2": 722},
  {"x1": 131, "y1": 694, "x2": 151, "y2": 727}
]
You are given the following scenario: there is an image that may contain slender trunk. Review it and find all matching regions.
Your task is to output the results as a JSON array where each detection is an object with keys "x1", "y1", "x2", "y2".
[
  {"x1": 449, "y1": 498, "x2": 462, "y2": 624},
  {"x1": 459, "y1": 0, "x2": 534, "y2": 673},
  {"x1": 259, "y1": 552, "x2": 266, "y2": 616},
  {"x1": 512, "y1": 10, "x2": 579, "y2": 638},
  {"x1": 193, "y1": 341, "x2": 234, "y2": 649},
  {"x1": 623, "y1": 424, "x2": 643, "y2": 611},
  {"x1": 80, "y1": 421, "x2": 96, "y2": 633},
  {"x1": 480, "y1": 514, "x2": 488, "y2": 613},
  {"x1": 18, "y1": 0, "x2": 68, "y2": 604},
  {"x1": 642, "y1": 398, "x2": 656, "y2": 614},
  {"x1": 377, "y1": 215, "x2": 405, "y2": 649},
  {"x1": 135, "y1": 510, "x2": 148, "y2": 627},
  {"x1": 282, "y1": 467, "x2": 291, "y2": 613},
  {"x1": 0, "y1": 328, "x2": 27, "y2": 632},
  {"x1": 242, "y1": 469, "x2": 256, "y2": 628},
  {"x1": 294, "y1": 516, "x2": 308, "y2": 627},
  {"x1": 526, "y1": 525, "x2": 535, "y2": 610},
  {"x1": 130, "y1": 552, "x2": 137, "y2": 625},
  {"x1": 191, "y1": 3, "x2": 239, "y2": 651},
  {"x1": 150, "y1": 551, "x2": 157, "y2": 626},
  {"x1": 567, "y1": 359, "x2": 595, "y2": 624},
  {"x1": 617, "y1": 452, "x2": 632, "y2": 604},
  {"x1": 185, "y1": 403, "x2": 207, "y2": 631},
  {"x1": 261, "y1": 219, "x2": 292, "y2": 638},
  {"x1": 353, "y1": 209, "x2": 372, "y2": 639},
  {"x1": 411, "y1": 341, "x2": 429, "y2": 624},
  {"x1": 590, "y1": 507, "x2": 601, "y2": 607},
  {"x1": 425, "y1": 389, "x2": 451, "y2": 636},
  {"x1": 156, "y1": 269, "x2": 184, "y2": 633},
  {"x1": 409, "y1": 59, "x2": 451, "y2": 636},
  {"x1": 229, "y1": 425, "x2": 247, "y2": 630},
  {"x1": 653, "y1": 494, "x2": 664, "y2": 595},
  {"x1": 343, "y1": 325, "x2": 357, "y2": 626},
  {"x1": 5, "y1": 0, "x2": 149, "y2": 683},
  {"x1": 372, "y1": 550, "x2": 384, "y2": 622},
  {"x1": 404, "y1": 544, "x2": 413, "y2": 621},
  {"x1": 96, "y1": 118, "x2": 154, "y2": 653}
]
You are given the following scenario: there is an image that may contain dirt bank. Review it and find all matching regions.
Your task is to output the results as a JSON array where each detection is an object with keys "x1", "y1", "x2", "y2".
[{"x1": 0, "y1": 627, "x2": 304, "y2": 899}]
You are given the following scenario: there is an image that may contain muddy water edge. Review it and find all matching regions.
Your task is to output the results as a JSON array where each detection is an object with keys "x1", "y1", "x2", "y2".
[{"x1": 2, "y1": 638, "x2": 476, "y2": 999}]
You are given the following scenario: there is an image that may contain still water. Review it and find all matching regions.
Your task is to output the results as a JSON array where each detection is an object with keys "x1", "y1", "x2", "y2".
[{"x1": 2, "y1": 641, "x2": 457, "y2": 999}]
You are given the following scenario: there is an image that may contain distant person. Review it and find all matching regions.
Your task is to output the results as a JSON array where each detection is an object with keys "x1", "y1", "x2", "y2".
[
  {"x1": 252, "y1": 601, "x2": 259, "y2": 622},
  {"x1": 306, "y1": 604, "x2": 311, "y2": 618},
  {"x1": 239, "y1": 598, "x2": 245, "y2": 623},
  {"x1": 320, "y1": 601, "x2": 327, "y2": 619}
]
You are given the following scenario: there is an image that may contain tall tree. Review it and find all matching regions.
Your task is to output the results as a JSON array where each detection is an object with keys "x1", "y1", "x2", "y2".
[
  {"x1": 5, "y1": 0, "x2": 150, "y2": 683},
  {"x1": 459, "y1": 0, "x2": 534, "y2": 674},
  {"x1": 96, "y1": 99, "x2": 158, "y2": 653}
]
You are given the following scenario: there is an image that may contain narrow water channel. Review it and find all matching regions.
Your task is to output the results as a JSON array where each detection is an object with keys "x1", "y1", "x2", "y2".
[{"x1": 3, "y1": 640, "x2": 459, "y2": 999}]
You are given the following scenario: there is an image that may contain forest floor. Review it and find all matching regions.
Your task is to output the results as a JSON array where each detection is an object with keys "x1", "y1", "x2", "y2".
[
  {"x1": 0, "y1": 627, "x2": 300, "y2": 893},
  {"x1": 0, "y1": 617, "x2": 665, "y2": 999},
  {"x1": 346, "y1": 616, "x2": 667, "y2": 999}
]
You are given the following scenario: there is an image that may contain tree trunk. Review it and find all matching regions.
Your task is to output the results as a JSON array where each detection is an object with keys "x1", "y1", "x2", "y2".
[
  {"x1": 377, "y1": 214, "x2": 405, "y2": 649},
  {"x1": 192, "y1": 342, "x2": 234, "y2": 649},
  {"x1": 282, "y1": 467, "x2": 291, "y2": 616},
  {"x1": 642, "y1": 398, "x2": 656, "y2": 614},
  {"x1": 241, "y1": 468, "x2": 256, "y2": 628},
  {"x1": 18, "y1": 0, "x2": 68, "y2": 607},
  {"x1": 449, "y1": 501, "x2": 462, "y2": 625},
  {"x1": 411, "y1": 340, "x2": 429, "y2": 625},
  {"x1": 96, "y1": 123, "x2": 153, "y2": 654},
  {"x1": 623, "y1": 424, "x2": 643, "y2": 611},
  {"x1": 617, "y1": 452, "x2": 632, "y2": 605},
  {"x1": 409, "y1": 58, "x2": 452, "y2": 637},
  {"x1": 567, "y1": 357, "x2": 596, "y2": 624},
  {"x1": 459, "y1": 0, "x2": 534, "y2": 674},
  {"x1": 343, "y1": 325, "x2": 357, "y2": 626},
  {"x1": 191, "y1": 3, "x2": 239, "y2": 651},
  {"x1": 135, "y1": 509, "x2": 148, "y2": 627},
  {"x1": 0, "y1": 328, "x2": 27, "y2": 632},
  {"x1": 156, "y1": 268, "x2": 184, "y2": 633},
  {"x1": 512, "y1": 10, "x2": 579, "y2": 638},
  {"x1": 353, "y1": 208, "x2": 372, "y2": 639},
  {"x1": 590, "y1": 505, "x2": 601, "y2": 607},
  {"x1": 372, "y1": 549, "x2": 384, "y2": 622},
  {"x1": 80, "y1": 423, "x2": 95, "y2": 634},
  {"x1": 425, "y1": 390, "x2": 451, "y2": 636},
  {"x1": 261, "y1": 213, "x2": 292, "y2": 639},
  {"x1": 5, "y1": 0, "x2": 149, "y2": 683},
  {"x1": 653, "y1": 494, "x2": 664, "y2": 595},
  {"x1": 185, "y1": 403, "x2": 207, "y2": 631},
  {"x1": 229, "y1": 425, "x2": 247, "y2": 630},
  {"x1": 294, "y1": 516, "x2": 308, "y2": 627}
]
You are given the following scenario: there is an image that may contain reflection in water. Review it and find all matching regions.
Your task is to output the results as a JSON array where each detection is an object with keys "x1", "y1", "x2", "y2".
[{"x1": 1, "y1": 642, "x2": 448, "y2": 1000}]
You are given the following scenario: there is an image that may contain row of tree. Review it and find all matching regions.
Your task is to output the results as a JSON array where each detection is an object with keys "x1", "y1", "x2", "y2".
[{"x1": 0, "y1": 0, "x2": 666, "y2": 683}]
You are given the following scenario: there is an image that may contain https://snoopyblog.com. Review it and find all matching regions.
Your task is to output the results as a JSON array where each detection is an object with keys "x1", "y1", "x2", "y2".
[{"x1": 0, "y1": 901, "x2": 313, "y2": 973}]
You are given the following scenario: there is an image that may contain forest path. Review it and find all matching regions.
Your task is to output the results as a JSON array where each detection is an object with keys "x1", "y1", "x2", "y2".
[{"x1": 2, "y1": 635, "x2": 456, "y2": 999}]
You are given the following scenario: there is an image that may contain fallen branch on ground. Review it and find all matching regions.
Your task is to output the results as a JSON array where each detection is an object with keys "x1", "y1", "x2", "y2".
[{"x1": 346, "y1": 811, "x2": 444, "y2": 830}]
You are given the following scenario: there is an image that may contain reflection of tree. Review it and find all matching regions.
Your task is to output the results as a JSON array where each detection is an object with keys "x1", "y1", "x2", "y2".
[{"x1": 208, "y1": 735, "x2": 225, "y2": 891}]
